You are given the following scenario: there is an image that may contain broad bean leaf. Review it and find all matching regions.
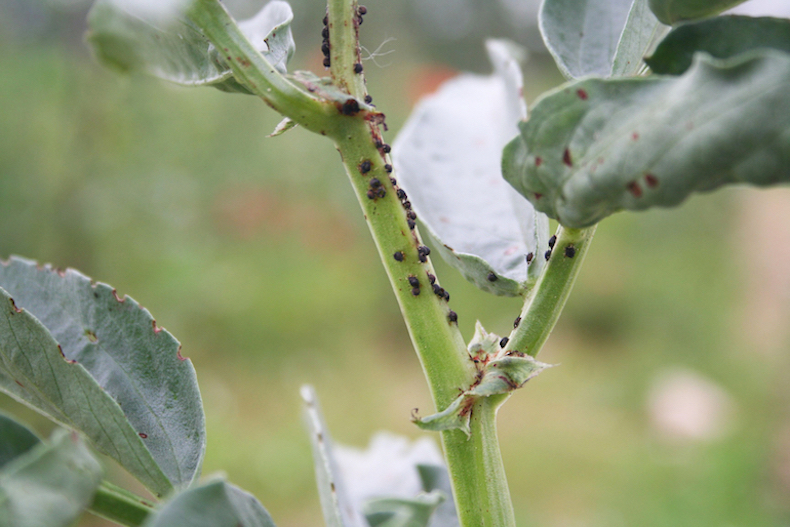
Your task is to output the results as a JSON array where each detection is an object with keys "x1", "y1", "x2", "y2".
[
  {"x1": 394, "y1": 40, "x2": 549, "y2": 297},
  {"x1": 540, "y1": 0, "x2": 666, "y2": 79},
  {"x1": 502, "y1": 50, "x2": 790, "y2": 229},
  {"x1": 87, "y1": 0, "x2": 295, "y2": 94},
  {"x1": 142, "y1": 480, "x2": 277, "y2": 527},
  {"x1": 646, "y1": 16, "x2": 790, "y2": 75},
  {"x1": 0, "y1": 413, "x2": 40, "y2": 470},
  {"x1": 363, "y1": 492, "x2": 444, "y2": 527},
  {"x1": 301, "y1": 385, "x2": 366, "y2": 527},
  {"x1": 649, "y1": 0, "x2": 748, "y2": 25},
  {"x1": 0, "y1": 429, "x2": 102, "y2": 527},
  {"x1": 0, "y1": 257, "x2": 205, "y2": 496}
]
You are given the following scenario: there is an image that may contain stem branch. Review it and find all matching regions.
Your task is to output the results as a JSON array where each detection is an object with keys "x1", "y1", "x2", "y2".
[{"x1": 88, "y1": 481, "x2": 154, "y2": 527}]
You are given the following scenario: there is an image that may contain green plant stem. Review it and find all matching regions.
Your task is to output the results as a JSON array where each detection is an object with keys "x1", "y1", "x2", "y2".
[
  {"x1": 88, "y1": 481, "x2": 154, "y2": 527},
  {"x1": 188, "y1": 0, "x2": 339, "y2": 135},
  {"x1": 507, "y1": 225, "x2": 598, "y2": 357},
  {"x1": 326, "y1": 1, "x2": 516, "y2": 525}
]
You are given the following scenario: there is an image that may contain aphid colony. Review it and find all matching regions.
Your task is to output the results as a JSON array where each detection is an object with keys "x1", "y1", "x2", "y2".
[{"x1": 321, "y1": 5, "x2": 367, "y2": 72}]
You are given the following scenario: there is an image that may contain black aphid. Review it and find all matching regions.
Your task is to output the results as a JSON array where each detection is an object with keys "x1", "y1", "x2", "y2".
[
  {"x1": 427, "y1": 273, "x2": 436, "y2": 285},
  {"x1": 365, "y1": 95, "x2": 373, "y2": 104},
  {"x1": 321, "y1": 42, "x2": 330, "y2": 55},
  {"x1": 354, "y1": 63, "x2": 364, "y2": 74},
  {"x1": 390, "y1": 177, "x2": 397, "y2": 186},
  {"x1": 411, "y1": 287, "x2": 420, "y2": 296},
  {"x1": 432, "y1": 284, "x2": 442, "y2": 295},
  {"x1": 514, "y1": 316, "x2": 521, "y2": 329},
  {"x1": 443, "y1": 290, "x2": 450, "y2": 302},
  {"x1": 500, "y1": 337, "x2": 509, "y2": 348},
  {"x1": 407, "y1": 211, "x2": 417, "y2": 220},
  {"x1": 366, "y1": 190, "x2": 375, "y2": 200},
  {"x1": 526, "y1": 252, "x2": 534, "y2": 263},
  {"x1": 408, "y1": 276, "x2": 420, "y2": 288},
  {"x1": 323, "y1": 57, "x2": 331, "y2": 67},
  {"x1": 358, "y1": 5, "x2": 367, "y2": 15},
  {"x1": 403, "y1": 200, "x2": 412, "y2": 209},
  {"x1": 382, "y1": 144, "x2": 391, "y2": 154},
  {"x1": 448, "y1": 310, "x2": 458, "y2": 323},
  {"x1": 418, "y1": 245, "x2": 431, "y2": 256},
  {"x1": 487, "y1": 272, "x2": 497, "y2": 282},
  {"x1": 342, "y1": 98, "x2": 360, "y2": 115},
  {"x1": 564, "y1": 245, "x2": 576, "y2": 258},
  {"x1": 322, "y1": 27, "x2": 329, "y2": 38},
  {"x1": 408, "y1": 219, "x2": 416, "y2": 230},
  {"x1": 384, "y1": 164, "x2": 393, "y2": 173},
  {"x1": 397, "y1": 189, "x2": 407, "y2": 200},
  {"x1": 393, "y1": 251, "x2": 404, "y2": 262},
  {"x1": 369, "y1": 177, "x2": 381, "y2": 188},
  {"x1": 548, "y1": 235, "x2": 557, "y2": 249},
  {"x1": 323, "y1": 14, "x2": 328, "y2": 25},
  {"x1": 359, "y1": 160, "x2": 371, "y2": 173},
  {"x1": 544, "y1": 250, "x2": 552, "y2": 261}
]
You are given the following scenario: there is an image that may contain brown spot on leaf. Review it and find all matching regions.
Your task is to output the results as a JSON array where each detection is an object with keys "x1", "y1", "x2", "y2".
[
  {"x1": 576, "y1": 88, "x2": 588, "y2": 100},
  {"x1": 632, "y1": 132, "x2": 639, "y2": 141},
  {"x1": 535, "y1": 156, "x2": 542, "y2": 167},
  {"x1": 139, "y1": 433, "x2": 148, "y2": 439},
  {"x1": 9, "y1": 298, "x2": 22, "y2": 313},
  {"x1": 85, "y1": 330, "x2": 98, "y2": 343},
  {"x1": 645, "y1": 174, "x2": 659, "y2": 188},
  {"x1": 152, "y1": 320, "x2": 162, "y2": 334},
  {"x1": 627, "y1": 181, "x2": 642, "y2": 198},
  {"x1": 534, "y1": 193, "x2": 542, "y2": 200},
  {"x1": 177, "y1": 346, "x2": 187, "y2": 361},
  {"x1": 15, "y1": 380, "x2": 24, "y2": 388},
  {"x1": 563, "y1": 148, "x2": 573, "y2": 167}
]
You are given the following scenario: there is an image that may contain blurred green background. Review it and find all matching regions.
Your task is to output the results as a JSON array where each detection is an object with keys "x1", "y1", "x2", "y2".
[{"x1": 2, "y1": 0, "x2": 790, "y2": 525}]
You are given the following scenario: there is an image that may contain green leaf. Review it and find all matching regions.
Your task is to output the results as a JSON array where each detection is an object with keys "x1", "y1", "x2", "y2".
[
  {"x1": 540, "y1": 0, "x2": 666, "y2": 79},
  {"x1": 394, "y1": 40, "x2": 549, "y2": 297},
  {"x1": 648, "y1": 0, "x2": 749, "y2": 25},
  {"x1": 646, "y1": 15, "x2": 790, "y2": 75},
  {"x1": 0, "y1": 256, "x2": 205, "y2": 496},
  {"x1": 0, "y1": 429, "x2": 103, "y2": 527},
  {"x1": 0, "y1": 413, "x2": 40, "y2": 470},
  {"x1": 502, "y1": 50, "x2": 790, "y2": 228},
  {"x1": 301, "y1": 385, "x2": 366, "y2": 527},
  {"x1": 142, "y1": 479, "x2": 276, "y2": 527},
  {"x1": 363, "y1": 493, "x2": 444, "y2": 527},
  {"x1": 87, "y1": 0, "x2": 295, "y2": 94}
]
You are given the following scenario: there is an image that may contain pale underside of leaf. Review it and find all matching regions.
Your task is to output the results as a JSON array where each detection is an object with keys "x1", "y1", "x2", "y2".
[
  {"x1": 363, "y1": 492, "x2": 445, "y2": 527},
  {"x1": 0, "y1": 429, "x2": 103, "y2": 527},
  {"x1": 142, "y1": 479, "x2": 277, "y2": 527},
  {"x1": 502, "y1": 50, "x2": 790, "y2": 228},
  {"x1": 301, "y1": 385, "x2": 366, "y2": 527},
  {"x1": 540, "y1": 0, "x2": 666, "y2": 79},
  {"x1": 87, "y1": 0, "x2": 295, "y2": 93},
  {"x1": 394, "y1": 40, "x2": 548, "y2": 297},
  {"x1": 0, "y1": 257, "x2": 205, "y2": 496}
]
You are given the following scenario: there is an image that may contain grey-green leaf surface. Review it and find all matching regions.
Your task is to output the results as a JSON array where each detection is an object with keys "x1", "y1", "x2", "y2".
[
  {"x1": 416, "y1": 465, "x2": 459, "y2": 527},
  {"x1": 0, "y1": 256, "x2": 204, "y2": 496},
  {"x1": 0, "y1": 413, "x2": 40, "y2": 470},
  {"x1": 301, "y1": 385, "x2": 365, "y2": 527},
  {"x1": 0, "y1": 429, "x2": 102, "y2": 527},
  {"x1": 363, "y1": 492, "x2": 444, "y2": 527},
  {"x1": 540, "y1": 0, "x2": 666, "y2": 79},
  {"x1": 502, "y1": 50, "x2": 790, "y2": 228},
  {"x1": 646, "y1": 16, "x2": 790, "y2": 75},
  {"x1": 87, "y1": 0, "x2": 295, "y2": 93},
  {"x1": 649, "y1": 0, "x2": 748, "y2": 24},
  {"x1": 142, "y1": 480, "x2": 277, "y2": 527},
  {"x1": 394, "y1": 40, "x2": 548, "y2": 297}
]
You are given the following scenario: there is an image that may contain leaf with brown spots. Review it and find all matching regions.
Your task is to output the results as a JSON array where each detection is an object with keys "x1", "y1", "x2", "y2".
[{"x1": 503, "y1": 50, "x2": 790, "y2": 228}]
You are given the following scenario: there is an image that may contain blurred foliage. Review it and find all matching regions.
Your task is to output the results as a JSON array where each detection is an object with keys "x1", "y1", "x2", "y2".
[{"x1": 1, "y1": 1, "x2": 790, "y2": 526}]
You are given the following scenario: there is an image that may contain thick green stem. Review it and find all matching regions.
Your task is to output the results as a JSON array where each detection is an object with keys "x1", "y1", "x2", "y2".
[
  {"x1": 507, "y1": 225, "x2": 598, "y2": 357},
  {"x1": 326, "y1": 2, "x2": 515, "y2": 525},
  {"x1": 88, "y1": 481, "x2": 154, "y2": 527}
]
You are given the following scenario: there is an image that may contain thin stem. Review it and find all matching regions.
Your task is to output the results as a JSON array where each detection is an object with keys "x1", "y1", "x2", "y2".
[
  {"x1": 189, "y1": 0, "x2": 339, "y2": 135},
  {"x1": 88, "y1": 481, "x2": 154, "y2": 527},
  {"x1": 507, "y1": 225, "x2": 597, "y2": 357}
]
